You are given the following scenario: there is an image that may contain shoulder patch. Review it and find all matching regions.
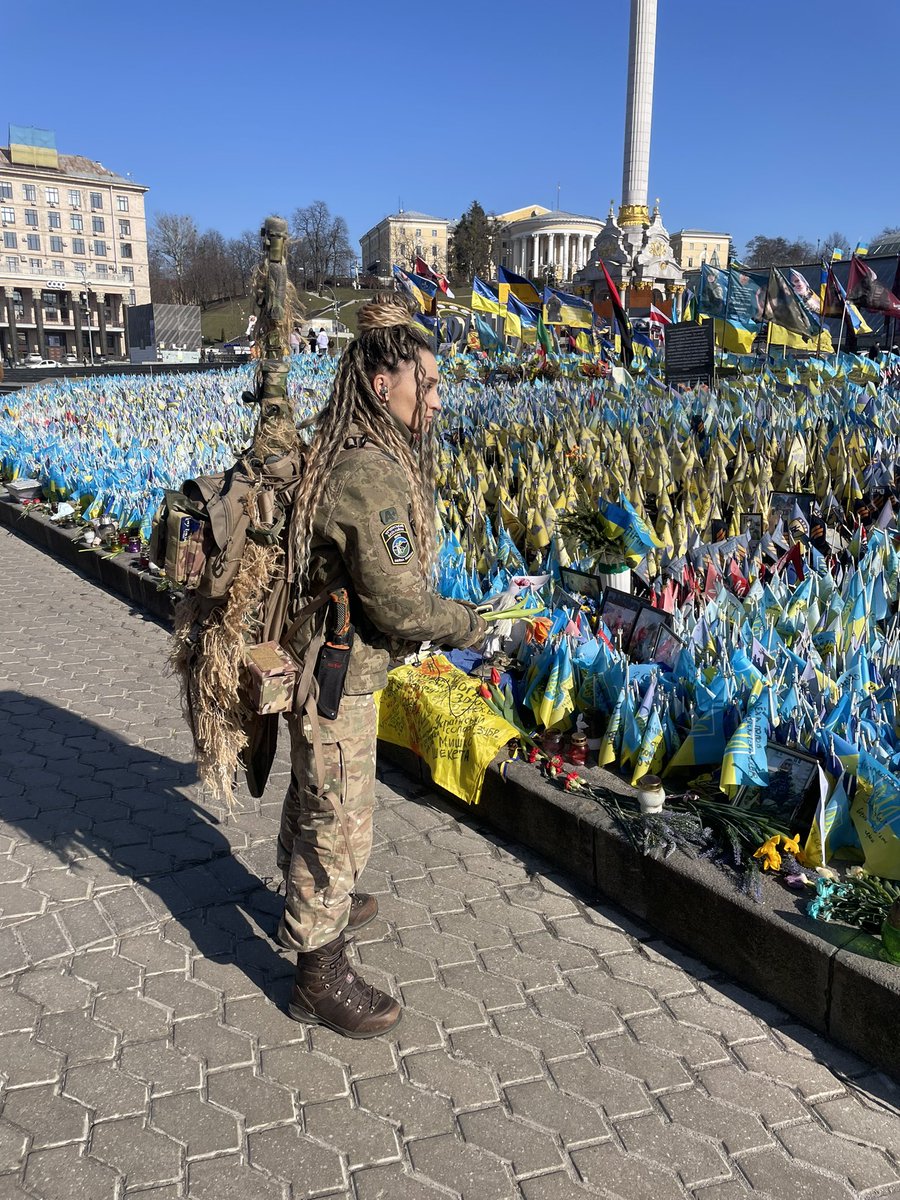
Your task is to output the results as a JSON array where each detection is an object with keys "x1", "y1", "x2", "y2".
[
  {"x1": 381, "y1": 522, "x2": 413, "y2": 566},
  {"x1": 379, "y1": 507, "x2": 398, "y2": 525}
]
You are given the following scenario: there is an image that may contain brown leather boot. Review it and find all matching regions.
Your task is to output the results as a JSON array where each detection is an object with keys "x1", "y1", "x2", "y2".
[
  {"x1": 347, "y1": 892, "x2": 378, "y2": 932},
  {"x1": 289, "y1": 933, "x2": 401, "y2": 1038}
]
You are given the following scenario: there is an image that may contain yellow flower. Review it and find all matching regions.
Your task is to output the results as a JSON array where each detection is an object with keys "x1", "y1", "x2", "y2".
[
  {"x1": 753, "y1": 837, "x2": 782, "y2": 872},
  {"x1": 781, "y1": 832, "x2": 803, "y2": 858}
]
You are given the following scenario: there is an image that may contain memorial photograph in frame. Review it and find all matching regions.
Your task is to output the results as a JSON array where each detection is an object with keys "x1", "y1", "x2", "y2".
[
  {"x1": 599, "y1": 588, "x2": 643, "y2": 648},
  {"x1": 652, "y1": 625, "x2": 685, "y2": 670},
  {"x1": 763, "y1": 742, "x2": 819, "y2": 825},
  {"x1": 559, "y1": 567, "x2": 605, "y2": 602},
  {"x1": 740, "y1": 512, "x2": 763, "y2": 542},
  {"x1": 769, "y1": 492, "x2": 814, "y2": 533},
  {"x1": 628, "y1": 605, "x2": 673, "y2": 664}
]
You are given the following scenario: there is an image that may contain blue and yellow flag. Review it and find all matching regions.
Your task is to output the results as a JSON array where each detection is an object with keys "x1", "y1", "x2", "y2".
[
  {"x1": 505, "y1": 291, "x2": 538, "y2": 342},
  {"x1": 498, "y1": 265, "x2": 541, "y2": 307},
  {"x1": 720, "y1": 693, "x2": 770, "y2": 798},
  {"x1": 393, "y1": 265, "x2": 436, "y2": 314},
  {"x1": 472, "y1": 313, "x2": 501, "y2": 351},
  {"x1": 408, "y1": 270, "x2": 439, "y2": 313},
  {"x1": 472, "y1": 276, "x2": 502, "y2": 316},
  {"x1": 542, "y1": 286, "x2": 593, "y2": 329}
]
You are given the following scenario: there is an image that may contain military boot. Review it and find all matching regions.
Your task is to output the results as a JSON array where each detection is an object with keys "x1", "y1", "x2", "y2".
[
  {"x1": 347, "y1": 892, "x2": 378, "y2": 932},
  {"x1": 289, "y1": 933, "x2": 401, "y2": 1038}
]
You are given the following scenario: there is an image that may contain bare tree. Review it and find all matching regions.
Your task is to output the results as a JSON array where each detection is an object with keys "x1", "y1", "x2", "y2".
[
  {"x1": 743, "y1": 234, "x2": 816, "y2": 268},
  {"x1": 227, "y1": 229, "x2": 258, "y2": 295},
  {"x1": 290, "y1": 200, "x2": 353, "y2": 291},
  {"x1": 820, "y1": 230, "x2": 851, "y2": 260},
  {"x1": 149, "y1": 213, "x2": 199, "y2": 304}
]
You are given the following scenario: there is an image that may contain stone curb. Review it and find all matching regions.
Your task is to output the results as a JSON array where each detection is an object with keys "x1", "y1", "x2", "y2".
[{"x1": 3, "y1": 495, "x2": 899, "y2": 1079}]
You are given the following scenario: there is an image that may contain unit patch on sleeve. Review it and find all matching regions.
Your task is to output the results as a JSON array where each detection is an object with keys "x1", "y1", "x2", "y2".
[
  {"x1": 379, "y1": 507, "x2": 398, "y2": 525},
  {"x1": 381, "y1": 522, "x2": 414, "y2": 566}
]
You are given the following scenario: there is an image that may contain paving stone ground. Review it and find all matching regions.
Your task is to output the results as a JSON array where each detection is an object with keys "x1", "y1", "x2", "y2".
[{"x1": 1, "y1": 525, "x2": 900, "y2": 1200}]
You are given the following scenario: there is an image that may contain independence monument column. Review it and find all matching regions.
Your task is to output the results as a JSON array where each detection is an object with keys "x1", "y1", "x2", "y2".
[{"x1": 619, "y1": 0, "x2": 657, "y2": 254}]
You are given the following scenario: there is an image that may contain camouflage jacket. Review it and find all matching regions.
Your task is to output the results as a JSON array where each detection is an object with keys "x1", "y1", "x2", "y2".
[{"x1": 298, "y1": 428, "x2": 484, "y2": 695}]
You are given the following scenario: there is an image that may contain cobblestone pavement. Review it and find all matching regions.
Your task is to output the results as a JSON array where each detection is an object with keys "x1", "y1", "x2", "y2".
[{"x1": 1, "y1": 527, "x2": 900, "y2": 1200}]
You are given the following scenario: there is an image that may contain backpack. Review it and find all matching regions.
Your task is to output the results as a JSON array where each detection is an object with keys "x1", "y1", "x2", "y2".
[{"x1": 152, "y1": 434, "x2": 360, "y2": 805}]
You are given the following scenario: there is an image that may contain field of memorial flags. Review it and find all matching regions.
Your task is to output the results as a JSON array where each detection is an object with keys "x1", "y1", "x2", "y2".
[{"x1": 4, "y1": 349, "x2": 900, "y2": 907}]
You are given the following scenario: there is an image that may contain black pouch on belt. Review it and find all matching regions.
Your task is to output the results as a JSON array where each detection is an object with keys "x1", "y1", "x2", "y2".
[{"x1": 314, "y1": 588, "x2": 355, "y2": 720}]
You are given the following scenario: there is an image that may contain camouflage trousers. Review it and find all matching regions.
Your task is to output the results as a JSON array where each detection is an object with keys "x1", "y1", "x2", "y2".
[{"x1": 276, "y1": 693, "x2": 376, "y2": 952}]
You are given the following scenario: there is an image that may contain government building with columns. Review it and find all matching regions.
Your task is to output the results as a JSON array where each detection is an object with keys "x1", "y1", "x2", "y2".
[
  {"x1": 0, "y1": 125, "x2": 150, "y2": 364},
  {"x1": 497, "y1": 205, "x2": 604, "y2": 285}
]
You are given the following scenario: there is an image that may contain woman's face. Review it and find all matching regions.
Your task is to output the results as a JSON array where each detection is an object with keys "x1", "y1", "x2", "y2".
[{"x1": 380, "y1": 350, "x2": 441, "y2": 434}]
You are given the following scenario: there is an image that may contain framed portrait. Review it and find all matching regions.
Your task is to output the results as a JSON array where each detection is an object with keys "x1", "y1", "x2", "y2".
[
  {"x1": 551, "y1": 584, "x2": 581, "y2": 612},
  {"x1": 740, "y1": 512, "x2": 763, "y2": 541},
  {"x1": 560, "y1": 567, "x2": 605, "y2": 602},
  {"x1": 628, "y1": 606, "x2": 673, "y2": 665},
  {"x1": 769, "y1": 491, "x2": 814, "y2": 534},
  {"x1": 763, "y1": 742, "x2": 820, "y2": 825},
  {"x1": 599, "y1": 588, "x2": 644, "y2": 649},
  {"x1": 651, "y1": 625, "x2": 684, "y2": 670}
]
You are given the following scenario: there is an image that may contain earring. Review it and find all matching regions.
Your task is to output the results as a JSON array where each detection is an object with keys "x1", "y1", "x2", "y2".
[{"x1": 380, "y1": 386, "x2": 388, "y2": 402}]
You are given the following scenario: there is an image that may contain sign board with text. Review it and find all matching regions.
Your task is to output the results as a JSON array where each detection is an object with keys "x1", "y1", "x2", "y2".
[{"x1": 664, "y1": 320, "x2": 715, "y2": 385}]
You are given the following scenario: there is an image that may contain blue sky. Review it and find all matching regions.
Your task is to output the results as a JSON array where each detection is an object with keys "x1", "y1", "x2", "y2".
[{"x1": 4, "y1": 0, "x2": 898, "y2": 257}]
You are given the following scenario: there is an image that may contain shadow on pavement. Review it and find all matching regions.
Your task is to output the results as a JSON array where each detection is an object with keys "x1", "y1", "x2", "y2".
[{"x1": 0, "y1": 688, "x2": 294, "y2": 1004}]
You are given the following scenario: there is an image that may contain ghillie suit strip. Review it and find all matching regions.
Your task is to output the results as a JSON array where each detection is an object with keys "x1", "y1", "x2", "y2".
[{"x1": 169, "y1": 216, "x2": 304, "y2": 802}]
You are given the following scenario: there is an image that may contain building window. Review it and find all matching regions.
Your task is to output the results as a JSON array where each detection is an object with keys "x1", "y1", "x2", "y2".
[
  {"x1": 68, "y1": 189, "x2": 82, "y2": 207},
  {"x1": 70, "y1": 213, "x2": 83, "y2": 232},
  {"x1": 415, "y1": 228, "x2": 421, "y2": 236},
  {"x1": 687, "y1": 256, "x2": 693, "y2": 267},
  {"x1": 27, "y1": 234, "x2": 41, "y2": 252},
  {"x1": 30, "y1": 258, "x2": 42, "y2": 272},
  {"x1": 90, "y1": 192, "x2": 103, "y2": 210},
  {"x1": 0, "y1": 182, "x2": 12, "y2": 200},
  {"x1": 122, "y1": 266, "x2": 134, "y2": 282},
  {"x1": 95, "y1": 263, "x2": 108, "y2": 278},
  {"x1": 52, "y1": 260, "x2": 65, "y2": 274},
  {"x1": 45, "y1": 187, "x2": 59, "y2": 205},
  {"x1": 24, "y1": 209, "x2": 38, "y2": 227},
  {"x1": 93, "y1": 240, "x2": 107, "y2": 256},
  {"x1": 1, "y1": 207, "x2": 13, "y2": 224},
  {"x1": 432, "y1": 229, "x2": 437, "y2": 237},
  {"x1": 23, "y1": 184, "x2": 36, "y2": 202},
  {"x1": 72, "y1": 238, "x2": 86, "y2": 256},
  {"x1": 92, "y1": 216, "x2": 105, "y2": 234},
  {"x1": 128, "y1": 289, "x2": 136, "y2": 306},
  {"x1": 120, "y1": 242, "x2": 132, "y2": 259},
  {"x1": 48, "y1": 210, "x2": 61, "y2": 230},
  {"x1": 5, "y1": 257, "x2": 18, "y2": 273},
  {"x1": 50, "y1": 236, "x2": 64, "y2": 253},
  {"x1": 3, "y1": 232, "x2": 17, "y2": 250},
  {"x1": 118, "y1": 219, "x2": 131, "y2": 237},
  {"x1": 117, "y1": 195, "x2": 129, "y2": 212}
]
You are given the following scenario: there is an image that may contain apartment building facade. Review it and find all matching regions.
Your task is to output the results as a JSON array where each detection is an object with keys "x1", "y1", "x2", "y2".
[{"x1": 0, "y1": 125, "x2": 150, "y2": 362}]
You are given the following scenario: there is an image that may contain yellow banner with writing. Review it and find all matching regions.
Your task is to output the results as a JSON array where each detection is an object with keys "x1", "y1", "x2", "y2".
[{"x1": 376, "y1": 655, "x2": 519, "y2": 805}]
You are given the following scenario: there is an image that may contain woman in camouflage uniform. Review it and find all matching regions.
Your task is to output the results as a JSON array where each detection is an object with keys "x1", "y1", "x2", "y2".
[{"x1": 278, "y1": 295, "x2": 486, "y2": 1038}]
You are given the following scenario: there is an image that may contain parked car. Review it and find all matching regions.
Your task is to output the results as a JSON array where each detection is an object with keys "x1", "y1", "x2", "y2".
[
  {"x1": 23, "y1": 354, "x2": 59, "y2": 368},
  {"x1": 63, "y1": 353, "x2": 79, "y2": 365}
]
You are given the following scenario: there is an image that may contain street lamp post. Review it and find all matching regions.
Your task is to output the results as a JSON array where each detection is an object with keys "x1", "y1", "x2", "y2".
[
  {"x1": 75, "y1": 266, "x2": 94, "y2": 365},
  {"x1": 321, "y1": 284, "x2": 341, "y2": 347}
]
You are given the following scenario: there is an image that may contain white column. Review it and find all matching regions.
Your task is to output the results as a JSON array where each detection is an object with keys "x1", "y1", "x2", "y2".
[
  {"x1": 622, "y1": 0, "x2": 657, "y2": 212},
  {"x1": 532, "y1": 234, "x2": 539, "y2": 276}
]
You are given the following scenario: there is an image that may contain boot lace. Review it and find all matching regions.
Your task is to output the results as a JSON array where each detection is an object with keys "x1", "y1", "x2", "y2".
[{"x1": 319, "y1": 939, "x2": 383, "y2": 1014}]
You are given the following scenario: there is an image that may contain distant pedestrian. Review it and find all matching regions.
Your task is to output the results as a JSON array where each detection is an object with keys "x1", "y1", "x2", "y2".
[
  {"x1": 289, "y1": 329, "x2": 301, "y2": 356},
  {"x1": 316, "y1": 328, "x2": 329, "y2": 356},
  {"x1": 307, "y1": 329, "x2": 317, "y2": 354}
]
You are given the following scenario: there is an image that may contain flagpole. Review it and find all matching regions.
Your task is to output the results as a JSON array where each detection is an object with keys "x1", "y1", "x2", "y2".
[{"x1": 816, "y1": 259, "x2": 827, "y2": 357}]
